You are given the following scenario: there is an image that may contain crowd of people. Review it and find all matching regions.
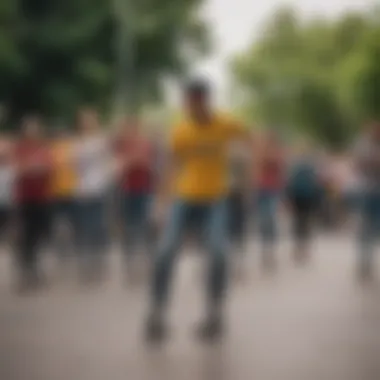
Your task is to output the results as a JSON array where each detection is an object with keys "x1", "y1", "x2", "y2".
[
  {"x1": 0, "y1": 79, "x2": 379, "y2": 343},
  {"x1": 0, "y1": 111, "x2": 160, "y2": 287}
]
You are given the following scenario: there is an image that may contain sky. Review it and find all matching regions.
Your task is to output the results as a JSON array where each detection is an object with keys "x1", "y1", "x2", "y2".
[{"x1": 190, "y1": 0, "x2": 372, "y2": 106}]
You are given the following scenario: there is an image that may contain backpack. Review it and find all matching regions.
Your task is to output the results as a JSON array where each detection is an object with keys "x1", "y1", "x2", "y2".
[{"x1": 287, "y1": 160, "x2": 320, "y2": 198}]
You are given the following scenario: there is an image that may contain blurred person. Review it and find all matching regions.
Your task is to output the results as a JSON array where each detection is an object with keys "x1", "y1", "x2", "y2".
[
  {"x1": 114, "y1": 117, "x2": 155, "y2": 281},
  {"x1": 227, "y1": 140, "x2": 251, "y2": 277},
  {"x1": 338, "y1": 155, "x2": 360, "y2": 225},
  {"x1": 150, "y1": 128, "x2": 168, "y2": 192},
  {"x1": 329, "y1": 154, "x2": 350, "y2": 228},
  {"x1": 286, "y1": 141, "x2": 321, "y2": 264},
  {"x1": 147, "y1": 128, "x2": 170, "y2": 248},
  {"x1": 255, "y1": 130, "x2": 285, "y2": 269},
  {"x1": 318, "y1": 153, "x2": 340, "y2": 230},
  {"x1": 50, "y1": 127, "x2": 78, "y2": 264},
  {"x1": 145, "y1": 79, "x2": 249, "y2": 343},
  {"x1": 354, "y1": 121, "x2": 380, "y2": 279},
  {"x1": 109, "y1": 125, "x2": 125, "y2": 234},
  {"x1": 14, "y1": 116, "x2": 52, "y2": 291},
  {"x1": 75, "y1": 109, "x2": 111, "y2": 282},
  {"x1": 0, "y1": 136, "x2": 15, "y2": 244},
  {"x1": 341, "y1": 158, "x2": 361, "y2": 218}
]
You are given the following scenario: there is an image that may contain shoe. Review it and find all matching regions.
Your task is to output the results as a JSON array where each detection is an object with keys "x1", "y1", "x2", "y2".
[
  {"x1": 145, "y1": 312, "x2": 168, "y2": 344},
  {"x1": 196, "y1": 314, "x2": 224, "y2": 343}
]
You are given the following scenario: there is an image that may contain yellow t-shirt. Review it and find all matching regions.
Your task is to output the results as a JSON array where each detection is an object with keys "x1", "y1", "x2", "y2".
[
  {"x1": 50, "y1": 140, "x2": 77, "y2": 198},
  {"x1": 170, "y1": 114, "x2": 244, "y2": 202}
]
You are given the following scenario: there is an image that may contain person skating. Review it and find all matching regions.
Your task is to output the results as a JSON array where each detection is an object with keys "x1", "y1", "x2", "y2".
[{"x1": 145, "y1": 80, "x2": 249, "y2": 343}]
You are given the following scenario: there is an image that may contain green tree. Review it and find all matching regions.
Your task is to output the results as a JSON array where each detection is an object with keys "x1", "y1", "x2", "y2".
[
  {"x1": 0, "y1": 0, "x2": 209, "y2": 127},
  {"x1": 231, "y1": 6, "x2": 380, "y2": 148}
]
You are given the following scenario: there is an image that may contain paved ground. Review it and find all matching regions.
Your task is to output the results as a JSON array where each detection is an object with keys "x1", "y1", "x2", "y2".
[{"x1": 1, "y1": 236, "x2": 380, "y2": 380}]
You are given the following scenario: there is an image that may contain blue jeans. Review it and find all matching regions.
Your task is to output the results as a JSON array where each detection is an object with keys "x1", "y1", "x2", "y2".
[
  {"x1": 77, "y1": 198, "x2": 108, "y2": 269},
  {"x1": 359, "y1": 191, "x2": 380, "y2": 263},
  {"x1": 257, "y1": 190, "x2": 279, "y2": 244},
  {"x1": 121, "y1": 193, "x2": 151, "y2": 259},
  {"x1": 151, "y1": 199, "x2": 228, "y2": 310},
  {"x1": 51, "y1": 197, "x2": 79, "y2": 258}
]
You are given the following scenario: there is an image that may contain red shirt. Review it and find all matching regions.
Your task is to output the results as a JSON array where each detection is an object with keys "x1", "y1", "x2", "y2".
[
  {"x1": 115, "y1": 137, "x2": 154, "y2": 193},
  {"x1": 14, "y1": 140, "x2": 52, "y2": 203},
  {"x1": 258, "y1": 157, "x2": 284, "y2": 191}
]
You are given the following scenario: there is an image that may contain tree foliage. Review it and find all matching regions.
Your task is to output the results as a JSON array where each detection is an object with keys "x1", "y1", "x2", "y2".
[
  {"x1": 231, "y1": 6, "x2": 380, "y2": 148},
  {"x1": 0, "y1": 0, "x2": 209, "y2": 126}
]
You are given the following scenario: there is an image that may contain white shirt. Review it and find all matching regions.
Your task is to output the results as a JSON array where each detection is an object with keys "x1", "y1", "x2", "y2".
[
  {"x1": 0, "y1": 165, "x2": 14, "y2": 206},
  {"x1": 75, "y1": 135, "x2": 111, "y2": 198}
]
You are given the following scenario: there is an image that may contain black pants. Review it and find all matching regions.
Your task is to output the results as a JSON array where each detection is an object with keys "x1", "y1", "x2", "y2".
[
  {"x1": 289, "y1": 195, "x2": 315, "y2": 243},
  {"x1": 16, "y1": 202, "x2": 51, "y2": 276}
]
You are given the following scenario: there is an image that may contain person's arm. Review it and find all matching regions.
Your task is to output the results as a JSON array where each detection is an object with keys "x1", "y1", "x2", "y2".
[
  {"x1": 151, "y1": 126, "x2": 187, "y2": 220},
  {"x1": 228, "y1": 122, "x2": 255, "y2": 198}
]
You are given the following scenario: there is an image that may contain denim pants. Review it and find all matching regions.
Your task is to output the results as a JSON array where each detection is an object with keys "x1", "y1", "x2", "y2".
[
  {"x1": 76, "y1": 197, "x2": 108, "y2": 269},
  {"x1": 51, "y1": 197, "x2": 79, "y2": 258},
  {"x1": 151, "y1": 199, "x2": 228, "y2": 310},
  {"x1": 359, "y1": 191, "x2": 380, "y2": 264},
  {"x1": 121, "y1": 192, "x2": 151, "y2": 260},
  {"x1": 257, "y1": 190, "x2": 279, "y2": 244}
]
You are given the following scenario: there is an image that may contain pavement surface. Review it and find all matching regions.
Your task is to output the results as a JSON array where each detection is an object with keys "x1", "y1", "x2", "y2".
[{"x1": 1, "y1": 235, "x2": 380, "y2": 380}]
